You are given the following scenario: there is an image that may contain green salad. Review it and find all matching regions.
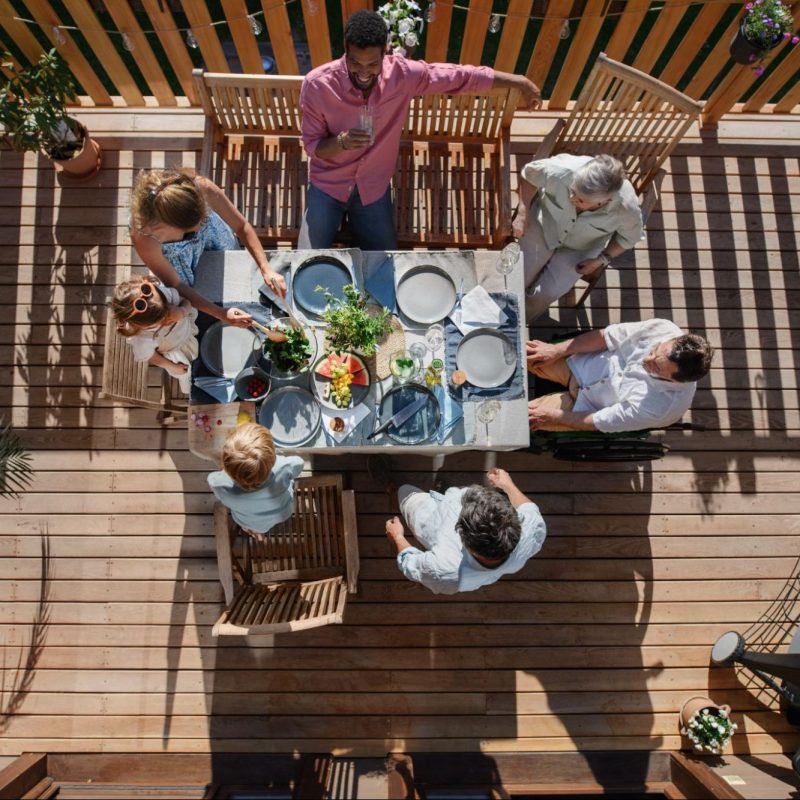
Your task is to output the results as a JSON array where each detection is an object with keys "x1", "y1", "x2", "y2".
[{"x1": 263, "y1": 326, "x2": 312, "y2": 373}]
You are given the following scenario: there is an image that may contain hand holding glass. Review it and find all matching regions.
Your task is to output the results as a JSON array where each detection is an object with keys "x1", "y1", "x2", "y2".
[{"x1": 359, "y1": 106, "x2": 374, "y2": 141}]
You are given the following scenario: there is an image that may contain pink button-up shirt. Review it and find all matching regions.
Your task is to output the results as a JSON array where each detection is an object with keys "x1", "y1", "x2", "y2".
[{"x1": 300, "y1": 55, "x2": 494, "y2": 205}]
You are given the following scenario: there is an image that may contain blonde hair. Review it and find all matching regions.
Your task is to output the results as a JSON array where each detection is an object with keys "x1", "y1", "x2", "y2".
[
  {"x1": 111, "y1": 276, "x2": 170, "y2": 337},
  {"x1": 222, "y1": 423, "x2": 277, "y2": 491},
  {"x1": 130, "y1": 168, "x2": 206, "y2": 231}
]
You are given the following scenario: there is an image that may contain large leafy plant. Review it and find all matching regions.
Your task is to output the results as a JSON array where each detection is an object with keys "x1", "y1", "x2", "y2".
[
  {"x1": 0, "y1": 49, "x2": 84, "y2": 159},
  {"x1": 318, "y1": 284, "x2": 391, "y2": 357}
]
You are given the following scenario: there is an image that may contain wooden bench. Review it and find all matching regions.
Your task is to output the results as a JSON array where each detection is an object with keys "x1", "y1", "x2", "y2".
[{"x1": 193, "y1": 69, "x2": 516, "y2": 249}]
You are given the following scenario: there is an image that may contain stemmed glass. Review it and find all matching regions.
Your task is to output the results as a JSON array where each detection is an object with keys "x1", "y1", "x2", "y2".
[
  {"x1": 425, "y1": 323, "x2": 444, "y2": 355},
  {"x1": 477, "y1": 399, "x2": 501, "y2": 446},
  {"x1": 409, "y1": 342, "x2": 428, "y2": 377},
  {"x1": 497, "y1": 241, "x2": 520, "y2": 293}
]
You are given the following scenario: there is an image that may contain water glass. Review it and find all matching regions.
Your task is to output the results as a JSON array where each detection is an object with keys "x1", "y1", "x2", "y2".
[
  {"x1": 389, "y1": 349, "x2": 420, "y2": 384},
  {"x1": 359, "y1": 105, "x2": 374, "y2": 140},
  {"x1": 409, "y1": 341, "x2": 428, "y2": 370},
  {"x1": 498, "y1": 241, "x2": 520, "y2": 293},
  {"x1": 425, "y1": 323, "x2": 445, "y2": 354},
  {"x1": 477, "y1": 399, "x2": 501, "y2": 445}
]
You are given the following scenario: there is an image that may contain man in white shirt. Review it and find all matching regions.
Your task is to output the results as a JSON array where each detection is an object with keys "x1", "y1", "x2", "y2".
[
  {"x1": 384, "y1": 469, "x2": 546, "y2": 595},
  {"x1": 527, "y1": 318, "x2": 713, "y2": 432}
]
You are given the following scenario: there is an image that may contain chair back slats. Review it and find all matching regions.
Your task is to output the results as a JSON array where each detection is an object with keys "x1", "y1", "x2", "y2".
[
  {"x1": 194, "y1": 71, "x2": 304, "y2": 136},
  {"x1": 552, "y1": 52, "x2": 702, "y2": 193},
  {"x1": 403, "y1": 89, "x2": 514, "y2": 141}
]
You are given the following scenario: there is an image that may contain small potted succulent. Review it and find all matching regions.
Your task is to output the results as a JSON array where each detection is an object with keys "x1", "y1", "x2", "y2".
[
  {"x1": 729, "y1": 0, "x2": 798, "y2": 73},
  {"x1": 0, "y1": 48, "x2": 101, "y2": 178},
  {"x1": 680, "y1": 696, "x2": 738, "y2": 754},
  {"x1": 318, "y1": 284, "x2": 392, "y2": 357},
  {"x1": 377, "y1": 0, "x2": 425, "y2": 56}
]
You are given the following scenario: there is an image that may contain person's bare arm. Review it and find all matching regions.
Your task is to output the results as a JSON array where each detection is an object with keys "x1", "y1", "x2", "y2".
[
  {"x1": 526, "y1": 328, "x2": 607, "y2": 370},
  {"x1": 492, "y1": 70, "x2": 542, "y2": 111},
  {"x1": 487, "y1": 468, "x2": 531, "y2": 508},
  {"x1": 528, "y1": 402, "x2": 597, "y2": 431},
  {"x1": 199, "y1": 177, "x2": 286, "y2": 299},
  {"x1": 386, "y1": 516, "x2": 414, "y2": 554},
  {"x1": 131, "y1": 229, "x2": 252, "y2": 327},
  {"x1": 513, "y1": 178, "x2": 537, "y2": 239}
]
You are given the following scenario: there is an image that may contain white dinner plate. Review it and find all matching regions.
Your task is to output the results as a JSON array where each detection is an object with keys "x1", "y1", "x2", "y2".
[
  {"x1": 455, "y1": 328, "x2": 517, "y2": 388},
  {"x1": 395, "y1": 265, "x2": 457, "y2": 324},
  {"x1": 199, "y1": 321, "x2": 261, "y2": 379}
]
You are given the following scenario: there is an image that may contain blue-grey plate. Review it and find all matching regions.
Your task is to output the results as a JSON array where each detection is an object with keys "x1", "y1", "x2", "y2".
[
  {"x1": 258, "y1": 386, "x2": 321, "y2": 447},
  {"x1": 199, "y1": 321, "x2": 261, "y2": 378},
  {"x1": 377, "y1": 383, "x2": 441, "y2": 445},
  {"x1": 292, "y1": 256, "x2": 351, "y2": 317}
]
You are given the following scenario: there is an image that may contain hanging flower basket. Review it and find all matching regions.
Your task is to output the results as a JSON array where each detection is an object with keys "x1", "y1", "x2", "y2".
[
  {"x1": 378, "y1": 0, "x2": 425, "y2": 57},
  {"x1": 729, "y1": 0, "x2": 798, "y2": 73}
]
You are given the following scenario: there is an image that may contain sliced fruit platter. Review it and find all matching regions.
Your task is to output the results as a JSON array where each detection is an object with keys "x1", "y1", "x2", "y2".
[{"x1": 311, "y1": 351, "x2": 371, "y2": 409}]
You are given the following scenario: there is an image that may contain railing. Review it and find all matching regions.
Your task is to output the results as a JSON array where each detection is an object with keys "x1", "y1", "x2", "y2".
[{"x1": 1, "y1": 0, "x2": 798, "y2": 124}]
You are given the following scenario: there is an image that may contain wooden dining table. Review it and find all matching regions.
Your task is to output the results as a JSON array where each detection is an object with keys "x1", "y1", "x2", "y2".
[{"x1": 187, "y1": 248, "x2": 531, "y2": 460}]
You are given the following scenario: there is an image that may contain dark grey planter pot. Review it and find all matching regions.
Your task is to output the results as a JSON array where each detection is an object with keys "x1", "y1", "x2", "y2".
[{"x1": 729, "y1": 18, "x2": 782, "y2": 65}]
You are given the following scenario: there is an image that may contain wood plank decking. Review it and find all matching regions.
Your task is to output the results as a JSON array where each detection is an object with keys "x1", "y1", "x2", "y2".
[{"x1": 1, "y1": 109, "x2": 800, "y2": 769}]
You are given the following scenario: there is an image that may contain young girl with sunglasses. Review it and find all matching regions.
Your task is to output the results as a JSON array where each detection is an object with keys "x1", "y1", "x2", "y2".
[
  {"x1": 130, "y1": 168, "x2": 286, "y2": 329},
  {"x1": 111, "y1": 276, "x2": 199, "y2": 393}
]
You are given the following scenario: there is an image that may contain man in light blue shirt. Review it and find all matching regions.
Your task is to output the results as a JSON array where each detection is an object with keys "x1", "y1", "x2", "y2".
[{"x1": 385, "y1": 469, "x2": 546, "y2": 594}]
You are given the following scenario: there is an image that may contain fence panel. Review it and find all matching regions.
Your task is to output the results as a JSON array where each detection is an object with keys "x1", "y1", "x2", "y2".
[{"x1": 0, "y1": 0, "x2": 796, "y2": 116}]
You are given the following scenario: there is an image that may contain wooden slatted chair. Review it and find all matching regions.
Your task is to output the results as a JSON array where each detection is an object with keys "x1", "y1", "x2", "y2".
[
  {"x1": 193, "y1": 68, "x2": 516, "y2": 248},
  {"x1": 213, "y1": 475, "x2": 359, "y2": 636},
  {"x1": 99, "y1": 309, "x2": 188, "y2": 424},
  {"x1": 530, "y1": 52, "x2": 703, "y2": 307},
  {"x1": 396, "y1": 89, "x2": 518, "y2": 248},
  {"x1": 193, "y1": 70, "x2": 306, "y2": 243}
]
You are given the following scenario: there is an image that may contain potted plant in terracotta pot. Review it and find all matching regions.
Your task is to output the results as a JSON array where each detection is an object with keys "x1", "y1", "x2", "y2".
[
  {"x1": 729, "y1": 0, "x2": 798, "y2": 73},
  {"x1": 680, "y1": 696, "x2": 738, "y2": 754},
  {"x1": 0, "y1": 48, "x2": 101, "y2": 179}
]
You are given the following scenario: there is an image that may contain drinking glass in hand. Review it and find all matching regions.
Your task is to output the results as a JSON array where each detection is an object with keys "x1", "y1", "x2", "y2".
[
  {"x1": 497, "y1": 241, "x2": 521, "y2": 293},
  {"x1": 359, "y1": 106, "x2": 374, "y2": 141},
  {"x1": 425, "y1": 323, "x2": 444, "y2": 355}
]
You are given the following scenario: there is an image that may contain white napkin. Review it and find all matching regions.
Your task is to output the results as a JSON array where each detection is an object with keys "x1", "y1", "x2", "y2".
[
  {"x1": 320, "y1": 402, "x2": 373, "y2": 443},
  {"x1": 451, "y1": 285, "x2": 507, "y2": 335}
]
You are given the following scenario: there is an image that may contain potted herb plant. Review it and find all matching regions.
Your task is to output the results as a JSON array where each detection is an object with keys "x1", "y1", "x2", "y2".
[
  {"x1": 0, "y1": 48, "x2": 101, "y2": 179},
  {"x1": 679, "y1": 696, "x2": 738, "y2": 755},
  {"x1": 318, "y1": 284, "x2": 392, "y2": 357},
  {"x1": 729, "y1": 0, "x2": 798, "y2": 73}
]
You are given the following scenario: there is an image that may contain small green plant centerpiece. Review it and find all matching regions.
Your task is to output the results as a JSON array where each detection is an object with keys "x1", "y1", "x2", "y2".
[
  {"x1": 318, "y1": 284, "x2": 392, "y2": 357},
  {"x1": 263, "y1": 320, "x2": 315, "y2": 376},
  {"x1": 731, "y1": 0, "x2": 798, "y2": 73},
  {"x1": 0, "y1": 48, "x2": 101, "y2": 177},
  {"x1": 680, "y1": 698, "x2": 737, "y2": 755}
]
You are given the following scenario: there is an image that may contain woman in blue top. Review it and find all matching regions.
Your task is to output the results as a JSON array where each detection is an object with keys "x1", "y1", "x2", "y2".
[{"x1": 130, "y1": 168, "x2": 287, "y2": 327}]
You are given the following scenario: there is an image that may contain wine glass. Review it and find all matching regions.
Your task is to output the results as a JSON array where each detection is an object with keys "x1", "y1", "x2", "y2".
[
  {"x1": 409, "y1": 342, "x2": 428, "y2": 373},
  {"x1": 425, "y1": 323, "x2": 445, "y2": 355},
  {"x1": 477, "y1": 399, "x2": 501, "y2": 446},
  {"x1": 497, "y1": 241, "x2": 520, "y2": 293}
]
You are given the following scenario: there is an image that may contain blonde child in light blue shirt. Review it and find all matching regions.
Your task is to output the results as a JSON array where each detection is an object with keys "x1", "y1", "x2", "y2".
[{"x1": 208, "y1": 423, "x2": 304, "y2": 537}]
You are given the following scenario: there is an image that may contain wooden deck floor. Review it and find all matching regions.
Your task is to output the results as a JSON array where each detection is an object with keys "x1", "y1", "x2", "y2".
[{"x1": 2, "y1": 109, "x2": 800, "y2": 773}]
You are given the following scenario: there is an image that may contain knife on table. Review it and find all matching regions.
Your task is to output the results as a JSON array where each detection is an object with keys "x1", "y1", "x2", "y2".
[{"x1": 367, "y1": 395, "x2": 428, "y2": 440}]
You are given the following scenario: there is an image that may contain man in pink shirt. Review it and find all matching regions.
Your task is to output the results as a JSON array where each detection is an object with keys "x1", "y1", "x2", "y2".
[{"x1": 299, "y1": 10, "x2": 542, "y2": 250}]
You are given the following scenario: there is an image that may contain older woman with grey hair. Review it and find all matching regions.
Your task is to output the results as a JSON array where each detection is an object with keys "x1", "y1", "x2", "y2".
[{"x1": 513, "y1": 153, "x2": 644, "y2": 321}]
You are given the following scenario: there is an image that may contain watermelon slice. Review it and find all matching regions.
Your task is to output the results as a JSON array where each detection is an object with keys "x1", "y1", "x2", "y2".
[{"x1": 316, "y1": 352, "x2": 368, "y2": 381}]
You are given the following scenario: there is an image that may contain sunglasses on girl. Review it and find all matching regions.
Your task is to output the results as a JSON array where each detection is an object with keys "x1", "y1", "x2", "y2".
[{"x1": 125, "y1": 279, "x2": 160, "y2": 319}]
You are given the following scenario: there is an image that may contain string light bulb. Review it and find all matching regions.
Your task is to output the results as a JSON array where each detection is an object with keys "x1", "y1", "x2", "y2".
[
  {"x1": 186, "y1": 29, "x2": 199, "y2": 48},
  {"x1": 304, "y1": 0, "x2": 319, "y2": 16},
  {"x1": 425, "y1": 1, "x2": 437, "y2": 23},
  {"x1": 560, "y1": 19, "x2": 571, "y2": 39},
  {"x1": 121, "y1": 32, "x2": 134, "y2": 51},
  {"x1": 51, "y1": 25, "x2": 66, "y2": 45},
  {"x1": 247, "y1": 14, "x2": 263, "y2": 35},
  {"x1": 489, "y1": 14, "x2": 501, "y2": 33}
]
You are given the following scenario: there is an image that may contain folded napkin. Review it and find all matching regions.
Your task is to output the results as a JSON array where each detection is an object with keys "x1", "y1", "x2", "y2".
[
  {"x1": 194, "y1": 376, "x2": 237, "y2": 404},
  {"x1": 365, "y1": 256, "x2": 396, "y2": 312},
  {"x1": 320, "y1": 402, "x2": 373, "y2": 443},
  {"x1": 434, "y1": 384, "x2": 464, "y2": 444},
  {"x1": 450, "y1": 285, "x2": 507, "y2": 335}
]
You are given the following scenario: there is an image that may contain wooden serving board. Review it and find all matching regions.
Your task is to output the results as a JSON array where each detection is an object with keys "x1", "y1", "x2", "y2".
[{"x1": 187, "y1": 401, "x2": 258, "y2": 463}]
